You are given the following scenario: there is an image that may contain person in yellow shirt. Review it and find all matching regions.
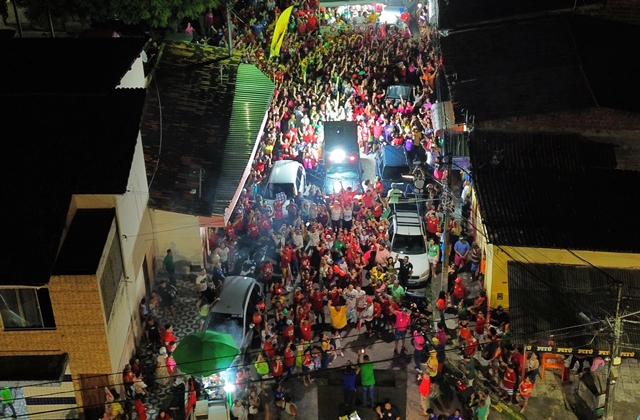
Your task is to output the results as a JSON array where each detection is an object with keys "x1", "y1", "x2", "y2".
[{"x1": 329, "y1": 300, "x2": 348, "y2": 333}]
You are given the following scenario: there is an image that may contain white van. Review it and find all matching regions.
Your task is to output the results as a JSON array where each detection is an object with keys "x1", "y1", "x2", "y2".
[{"x1": 263, "y1": 160, "x2": 307, "y2": 201}]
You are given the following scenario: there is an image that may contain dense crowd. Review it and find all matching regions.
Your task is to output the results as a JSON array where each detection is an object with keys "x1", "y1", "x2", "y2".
[{"x1": 114, "y1": 1, "x2": 538, "y2": 419}]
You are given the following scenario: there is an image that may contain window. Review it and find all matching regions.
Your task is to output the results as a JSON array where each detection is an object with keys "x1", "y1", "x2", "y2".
[
  {"x1": 100, "y1": 231, "x2": 124, "y2": 321},
  {"x1": 0, "y1": 288, "x2": 56, "y2": 330},
  {"x1": 392, "y1": 234, "x2": 426, "y2": 255}
]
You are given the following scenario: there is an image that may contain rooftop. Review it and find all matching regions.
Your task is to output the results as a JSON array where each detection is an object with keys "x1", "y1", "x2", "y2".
[
  {"x1": 0, "y1": 38, "x2": 148, "y2": 95},
  {"x1": 437, "y1": 0, "x2": 603, "y2": 30},
  {"x1": 2, "y1": 89, "x2": 146, "y2": 287},
  {"x1": 508, "y1": 262, "x2": 640, "y2": 353},
  {"x1": 52, "y1": 209, "x2": 116, "y2": 276},
  {"x1": 441, "y1": 15, "x2": 640, "y2": 121},
  {"x1": 141, "y1": 42, "x2": 273, "y2": 218},
  {"x1": 470, "y1": 130, "x2": 640, "y2": 253},
  {"x1": 469, "y1": 129, "x2": 617, "y2": 171}
]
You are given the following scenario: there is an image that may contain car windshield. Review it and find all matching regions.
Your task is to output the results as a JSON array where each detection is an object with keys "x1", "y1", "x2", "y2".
[
  {"x1": 382, "y1": 166, "x2": 410, "y2": 181},
  {"x1": 264, "y1": 183, "x2": 294, "y2": 200},
  {"x1": 392, "y1": 234, "x2": 426, "y2": 255},
  {"x1": 207, "y1": 312, "x2": 245, "y2": 347}
]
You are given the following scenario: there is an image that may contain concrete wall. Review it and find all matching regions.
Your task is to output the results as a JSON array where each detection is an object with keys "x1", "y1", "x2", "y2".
[
  {"x1": 485, "y1": 245, "x2": 640, "y2": 310},
  {"x1": 151, "y1": 209, "x2": 205, "y2": 272}
]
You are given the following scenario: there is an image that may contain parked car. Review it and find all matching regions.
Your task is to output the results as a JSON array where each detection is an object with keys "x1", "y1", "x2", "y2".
[
  {"x1": 263, "y1": 160, "x2": 308, "y2": 202},
  {"x1": 205, "y1": 276, "x2": 264, "y2": 364},
  {"x1": 375, "y1": 145, "x2": 411, "y2": 193},
  {"x1": 387, "y1": 204, "x2": 431, "y2": 291}
]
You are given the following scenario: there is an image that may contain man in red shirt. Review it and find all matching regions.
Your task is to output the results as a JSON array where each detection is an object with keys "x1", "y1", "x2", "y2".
[
  {"x1": 283, "y1": 319, "x2": 295, "y2": 344},
  {"x1": 452, "y1": 277, "x2": 466, "y2": 305},
  {"x1": 279, "y1": 245, "x2": 293, "y2": 289},
  {"x1": 310, "y1": 288, "x2": 326, "y2": 328},
  {"x1": 273, "y1": 200, "x2": 285, "y2": 228},
  {"x1": 501, "y1": 364, "x2": 517, "y2": 403},
  {"x1": 247, "y1": 217, "x2": 260, "y2": 238},
  {"x1": 259, "y1": 214, "x2": 271, "y2": 234},
  {"x1": 284, "y1": 343, "x2": 296, "y2": 378},
  {"x1": 418, "y1": 372, "x2": 431, "y2": 417}
]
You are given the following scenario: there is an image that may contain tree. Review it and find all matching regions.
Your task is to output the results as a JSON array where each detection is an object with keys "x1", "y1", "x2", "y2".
[{"x1": 18, "y1": 0, "x2": 222, "y2": 30}]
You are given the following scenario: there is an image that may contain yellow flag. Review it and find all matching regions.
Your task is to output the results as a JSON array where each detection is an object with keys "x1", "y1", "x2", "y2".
[{"x1": 270, "y1": 6, "x2": 293, "y2": 57}]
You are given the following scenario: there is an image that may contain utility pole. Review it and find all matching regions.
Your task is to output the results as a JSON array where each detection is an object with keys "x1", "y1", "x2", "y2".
[
  {"x1": 11, "y1": 0, "x2": 23, "y2": 38},
  {"x1": 226, "y1": 0, "x2": 233, "y2": 56},
  {"x1": 604, "y1": 282, "x2": 623, "y2": 420},
  {"x1": 440, "y1": 142, "x2": 453, "y2": 296}
]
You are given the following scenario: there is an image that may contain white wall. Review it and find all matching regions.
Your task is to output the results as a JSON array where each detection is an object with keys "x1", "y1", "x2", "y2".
[
  {"x1": 151, "y1": 209, "x2": 204, "y2": 272},
  {"x1": 106, "y1": 134, "x2": 153, "y2": 374},
  {"x1": 117, "y1": 56, "x2": 146, "y2": 89}
]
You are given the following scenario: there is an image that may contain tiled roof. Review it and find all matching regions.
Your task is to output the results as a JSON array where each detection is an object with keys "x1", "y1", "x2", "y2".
[
  {"x1": 472, "y1": 167, "x2": 640, "y2": 252},
  {"x1": 141, "y1": 42, "x2": 273, "y2": 217},
  {"x1": 470, "y1": 129, "x2": 617, "y2": 171},
  {"x1": 441, "y1": 15, "x2": 640, "y2": 121},
  {"x1": 508, "y1": 262, "x2": 640, "y2": 353},
  {"x1": 437, "y1": 0, "x2": 603, "y2": 30},
  {"x1": 0, "y1": 38, "x2": 148, "y2": 95},
  {"x1": 52, "y1": 209, "x2": 116, "y2": 276},
  {"x1": 1, "y1": 89, "x2": 147, "y2": 286},
  {"x1": 469, "y1": 130, "x2": 640, "y2": 252}
]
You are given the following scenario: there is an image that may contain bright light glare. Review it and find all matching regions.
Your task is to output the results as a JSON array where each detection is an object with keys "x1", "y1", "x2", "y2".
[
  {"x1": 224, "y1": 383, "x2": 236, "y2": 393},
  {"x1": 329, "y1": 149, "x2": 346, "y2": 163},
  {"x1": 349, "y1": 155, "x2": 356, "y2": 162}
]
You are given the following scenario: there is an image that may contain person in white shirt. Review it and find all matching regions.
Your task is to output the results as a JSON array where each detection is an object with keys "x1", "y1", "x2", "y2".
[
  {"x1": 231, "y1": 400, "x2": 248, "y2": 420},
  {"x1": 218, "y1": 243, "x2": 230, "y2": 274},
  {"x1": 195, "y1": 269, "x2": 208, "y2": 297},
  {"x1": 461, "y1": 180, "x2": 471, "y2": 202}
]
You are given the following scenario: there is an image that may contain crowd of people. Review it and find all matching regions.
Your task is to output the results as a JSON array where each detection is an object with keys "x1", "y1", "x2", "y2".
[{"x1": 116, "y1": 0, "x2": 546, "y2": 418}]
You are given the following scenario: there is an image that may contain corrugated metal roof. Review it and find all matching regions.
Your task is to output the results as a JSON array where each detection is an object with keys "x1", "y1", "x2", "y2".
[
  {"x1": 508, "y1": 262, "x2": 640, "y2": 354},
  {"x1": 212, "y1": 64, "x2": 274, "y2": 216}
]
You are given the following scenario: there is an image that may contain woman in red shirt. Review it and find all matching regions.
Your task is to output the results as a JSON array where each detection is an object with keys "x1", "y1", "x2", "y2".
[
  {"x1": 299, "y1": 318, "x2": 313, "y2": 343},
  {"x1": 283, "y1": 344, "x2": 296, "y2": 378},
  {"x1": 247, "y1": 215, "x2": 259, "y2": 238}
]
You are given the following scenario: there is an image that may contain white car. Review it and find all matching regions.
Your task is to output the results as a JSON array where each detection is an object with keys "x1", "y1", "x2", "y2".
[{"x1": 388, "y1": 209, "x2": 431, "y2": 290}]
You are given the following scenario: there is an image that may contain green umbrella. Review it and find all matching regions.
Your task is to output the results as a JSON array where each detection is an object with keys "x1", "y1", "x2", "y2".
[{"x1": 173, "y1": 331, "x2": 239, "y2": 376}]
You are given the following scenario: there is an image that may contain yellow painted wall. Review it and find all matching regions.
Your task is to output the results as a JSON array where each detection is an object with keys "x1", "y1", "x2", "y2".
[
  {"x1": 0, "y1": 275, "x2": 111, "y2": 410},
  {"x1": 486, "y1": 245, "x2": 640, "y2": 310},
  {"x1": 150, "y1": 209, "x2": 205, "y2": 271}
]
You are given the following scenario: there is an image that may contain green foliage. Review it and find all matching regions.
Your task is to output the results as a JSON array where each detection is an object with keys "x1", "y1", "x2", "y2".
[{"x1": 17, "y1": 0, "x2": 223, "y2": 29}]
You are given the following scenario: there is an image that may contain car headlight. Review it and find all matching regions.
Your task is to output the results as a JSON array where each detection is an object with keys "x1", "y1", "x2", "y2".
[
  {"x1": 329, "y1": 149, "x2": 346, "y2": 163},
  {"x1": 421, "y1": 268, "x2": 430, "y2": 279}
]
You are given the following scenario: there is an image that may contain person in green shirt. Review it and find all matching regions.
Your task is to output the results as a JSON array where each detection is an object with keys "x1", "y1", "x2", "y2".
[
  {"x1": 163, "y1": 249, "x2": 176, "y2": 287},
  {"x1": 0, "y1": 386, "x2": 16, "y2": 418},
  {"x1": 334, "y1": 235, "x2": 346, "y2": 254},
  {"x1": 389, "y1": 279, "x2": 405, "y2": 303},
  {"x1": 461, "y1": 354, "x2": 476, "y2": 386},
  {"x1": 475, "y1": 398, "x2": 488, "y2": 420},
  {"x1": 386, "y1": 183, "x2": 404, "y2": 206},
  {"x1": 358, "y1": 352, "x2": 375, "y2": 408}
]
